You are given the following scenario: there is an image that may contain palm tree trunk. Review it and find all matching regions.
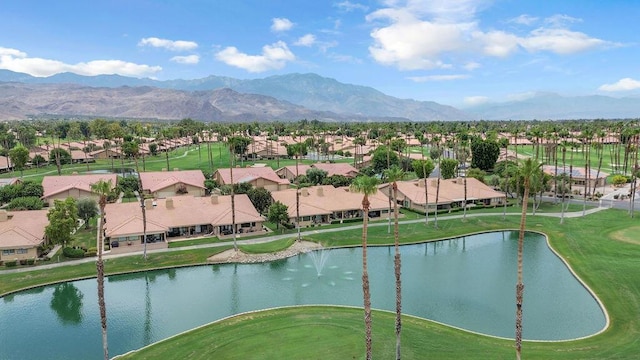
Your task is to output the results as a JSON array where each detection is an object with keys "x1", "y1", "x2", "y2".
[
  {"x1": 229, "y1": 144, "x2": 238, "y2": 251},
  {"x1": 434, "y1": 156, "x2": 441, "y2": 229},
  {"x1": 135, "y1": 156, "x2": 148, "y2": 259},
  {"x1": 97, "y1": 201, "x2": 109, "y2": 360},
  {"x1": 362, "y1": 196, "x2": 373, "y2": 360},
  {"x1": 515, "y1": 179, "x2": 530, "y2": 360},
  {"x1": 295, "y1": 153, "x2": 301, "y2": 242},
  {"x1": 393, "y1": 182, "x2": 402, "y2": 360}
]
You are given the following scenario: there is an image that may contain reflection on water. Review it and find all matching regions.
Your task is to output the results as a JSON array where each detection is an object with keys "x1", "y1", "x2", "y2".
[
  {"x1": 0, "y1": 231, "x2": 606, "y2": 360},
  {"x1": 50, "y1": 283, "x2": 84, "y2": 325}
]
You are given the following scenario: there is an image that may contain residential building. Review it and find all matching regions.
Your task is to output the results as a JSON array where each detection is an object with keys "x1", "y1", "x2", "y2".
[
  {"x1": 42, "y1": 173, "x2": 118, "y2": 205},
  {"x1": 214, "y1": 167, "x2": 290, "y2": 191},
  {"x1": 270, "y1": 185, "x2": 392, "y2": 227},
  {"x1": 104, "y1": 195, "x2": 264, "y2": 243},
  {"x1": 542, "y1": 165, "x2": 609, "y2": 189},
  {"x1": 139, "y1": 170, "x2": 206, "y2": 198},
  {"x1": 0, "y1": 209, "x2": 48, "y2": 262},
  {"x1": 276, "y1": 162, "x2": 360, "y2": 181},
  {"x1": 379, "y1": 178, "x2": 506, "y2": 213}
]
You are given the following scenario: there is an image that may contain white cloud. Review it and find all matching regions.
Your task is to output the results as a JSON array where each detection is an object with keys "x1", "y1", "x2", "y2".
[
  {"x1": 544, "y1": 14, "x2": 581, "y2": 28},
  {"x1": 520, "y1": 28, "x2": 606, "y2": 54},
  {"x1": 0, "y1": 47, "x2": 27, "y2": 57},
  {"x1": 335, "y1": 1, "x2": 369, "y2": 12},
  {"x1": 407, "y1": 74, "x2": 469, "y2": 82},
  {"x1": 0, "y1": 46, "x2": 161, "y2": 77},
  {"x1": 294, "y1": 34, "x2": 316, "y2": 47},
  {"x1": 365, "y1": 2, "x2": 614, "y2": 71},
  {"x1": 508, "y1": 14, "x2": 539, "y2": 26},
  {"x1": 170, "y1": 55, "x2": 200, "y2": 64},
  {"x1": 464, "y1": 96, "x2": 490, "y2": 106},
  {"x1": 215, "y1": 41, "x2": 295, "y2": 72},
  {"x1": 271, "y1": 18, "x2": 294, "y2": 32},
  {"x1": 367, "y1": 8, "x2": 467, "y2": 70},
  {"x1": 473, "y1": 30, "x2": 520, "y2": 57},
  {"x1": 598, "y1": 78, "x2": 640, "y2": 92},
  {"x1": 138, "y1": 37, "x2": 198, "y2": 51},
  {"x1": 463, "y1": 61, "x2": 481, "y2": 70}
]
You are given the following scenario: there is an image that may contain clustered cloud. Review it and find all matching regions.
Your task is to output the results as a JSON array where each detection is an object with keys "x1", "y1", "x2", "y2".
[
  {"x1": 366, "y1": 0, "x2": 613, "y2": 71},
  {"x1": 215, "y1": 41, "x2": 295, "y2": 73},
  {"x1": 0, "y1": 46, "x2": 161, "y2": 77},
  {"x1": 138, "y1": 37, "x2": 198, "y2": 51}
]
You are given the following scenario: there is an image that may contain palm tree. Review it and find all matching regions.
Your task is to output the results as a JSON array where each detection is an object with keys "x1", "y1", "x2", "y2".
[
  {"x1": 91, "y1": 179, "x2": 114, "y2": 360},
  {"x1": 515, "y1": 158, "x2": 542, "y2": 360},
  {"x1": 228, "y1": 137, "x2": 238, "y2": 252},
  {"x1": 559, "y1": 141, "x2": 569, "y2": 224},
  {"x1": 419, "y1": 136, "x2": 430, "y2": 225},
  {"x1": 383, "y1": 165, "x2": 404, "y2": 360},
  {"x1": 130, "y1": 141, "x2": 148, "y2": 260},
  {"x1": 350, "y1": 175, "x2": 380, "y2": 360}
]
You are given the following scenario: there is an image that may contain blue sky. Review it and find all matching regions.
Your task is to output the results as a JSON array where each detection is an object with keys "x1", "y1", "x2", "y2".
[{"x1": 1, "y1": 0, "x2": 639, "y2": 108}]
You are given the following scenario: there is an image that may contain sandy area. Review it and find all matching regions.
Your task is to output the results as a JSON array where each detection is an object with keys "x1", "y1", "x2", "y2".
[{"x1": 206, "y1": 241, "x2": 323, "y2": 264}]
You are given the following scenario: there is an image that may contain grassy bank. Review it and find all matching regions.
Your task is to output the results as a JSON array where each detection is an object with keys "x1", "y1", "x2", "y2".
[{"x1": 117, "y1": 208, "x2": 640, "y2": 359}]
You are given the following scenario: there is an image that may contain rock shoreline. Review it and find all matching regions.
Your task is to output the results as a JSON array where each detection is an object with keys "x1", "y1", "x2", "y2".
[{"x1": 206, "y1": 241, "x2": 323, "y2": 264}]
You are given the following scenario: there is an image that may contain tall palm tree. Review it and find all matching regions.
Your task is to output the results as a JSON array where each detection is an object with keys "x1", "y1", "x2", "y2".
[
  {"x1": 91, "y1": 179, "x2": 114, "y2": 360},
  {"x1": 515, "y1": 158, "x2": 541, "y2": 360},
  {"x1": 130, "y1": 141, "x2": 148, "y2": 260},
  {"x1": 228, "y1": 137, "x2": 238, "y2": 252},
  {"x1": 383, "y1": 165, "x2": 405, "y2": 360},
  {"x1": 559, "y1": 141, "x2": 569, "y2": 224},
  {"x1": 350, "y1": 175, "x2": 380, "y2": 360},
  {"x1": 419, "y1": 136, "x2": 430, "y2": 225}
]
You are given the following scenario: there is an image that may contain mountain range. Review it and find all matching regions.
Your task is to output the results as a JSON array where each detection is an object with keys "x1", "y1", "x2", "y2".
[{"x1": 0, "y1": 69, "x2": 638, "y2": 122}]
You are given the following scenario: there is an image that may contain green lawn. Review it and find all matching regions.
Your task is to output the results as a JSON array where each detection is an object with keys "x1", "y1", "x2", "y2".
[
  {"x1": 238, "y1": 238, "x2": 294, "y2": 254},
  {"x1": 115, "y1": 208, "x2": 640, "y2": 359}
]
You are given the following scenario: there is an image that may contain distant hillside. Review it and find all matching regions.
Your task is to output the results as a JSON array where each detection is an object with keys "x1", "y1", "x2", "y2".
[
  {"x1": 464, "y1": 92, "x2": 640, "y2": 120},
  {"x1": 0, "y1": 70, "x2": 473, "y2": 122},
  {"x1": 0, "y1": 82, "x2": 415, "y2": 122}
]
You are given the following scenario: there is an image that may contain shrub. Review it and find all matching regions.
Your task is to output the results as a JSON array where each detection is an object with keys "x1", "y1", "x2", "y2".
[
  {"x1": 6, "y1": 196, "x2": 44, "y2": 210},
  {"x1": 5, "y1": 260, "x2": 17, "y2": 267},
  {"x1": 84, "y1": 250, "x2": 97, "y2": 257},
  {"x1": 26, "y1": 259, "x2": 35, "y2": 265},
  {"x1": 612, "y1": 174, "x2": 628, "y2": 186},
  {"x1": 63, "y1": 247, "x2": 86, "y2": 258}
]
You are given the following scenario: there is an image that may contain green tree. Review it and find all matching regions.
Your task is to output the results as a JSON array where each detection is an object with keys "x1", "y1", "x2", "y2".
[
  {"x1": 228, "y1": 136, "x2": 251, "y2": 157},
  {"x1": 9, "y1": 145, "x2": 30, "y2": 177},
  {"x1": 267, "y1": 201, "x2": 289, "y2": 230},
  {"x1": 247, "y1": 187, "x2": 272, "y2": 214},
  {"x1": 148, "y1": 143, "x2": 159, "y2": 156},
  {"x1": 466, "y1": 168, "x2": 487, "y2": 183},
  {"x1": 470, "y1": 139, "x2": 500, "y2": 171},
  {"x1": 306, "y1": 168, "x2": 328, "y2": 185},
  {"x1": 322, "y1": 174, "x2": 352, "y2": 187},
  {"x1": 371, "y1": 145, "x2": 399, "y2": 174},
  {"x1": 90, "y1": 179, "x2": 114, "y2": 360},
  {"x1": 412, "y1": 159, "x2": 435, "y2": 179},
  {"x1": 350, "y1": 175, "x2": 379, "y2": 360},
  {"x1": 440, "y1": 158, "x2": 459, "y2": 179},
  {"x1": 45, "y1": 197, "x2": 78, "y2": 246},
  {"x1": 77, "y1": 198, "x2": 99, "y2": 229},
  {"x1": 6, "y1": 196, "x2": 44, "y2": 210}
]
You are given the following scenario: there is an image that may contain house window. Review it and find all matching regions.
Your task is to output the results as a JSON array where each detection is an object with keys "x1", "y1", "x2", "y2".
[
  {"x1": 2, "y1": 249, "x2": 15, "y2": 255},
  {"x1": 302, "y1": 216, "x2": 311, "y2": 221},
  {"x1": 16, "y1": 249, "x2": 28, "y2": 254}
]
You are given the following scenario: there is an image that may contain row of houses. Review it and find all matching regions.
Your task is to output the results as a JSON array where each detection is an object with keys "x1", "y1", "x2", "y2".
[{"x1": 1, "y1": 166, "x2": 506, "y2": 262}]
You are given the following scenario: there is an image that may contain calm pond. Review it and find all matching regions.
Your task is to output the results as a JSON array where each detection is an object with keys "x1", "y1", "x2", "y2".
[{"x1": 0, "y1": 231, "x2": 606, "y2": 359}]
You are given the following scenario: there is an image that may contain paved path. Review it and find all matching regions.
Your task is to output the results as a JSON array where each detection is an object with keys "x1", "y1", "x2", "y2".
[{"x1": 0, "y1": 206, "x2": 608, "y2": 275}]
